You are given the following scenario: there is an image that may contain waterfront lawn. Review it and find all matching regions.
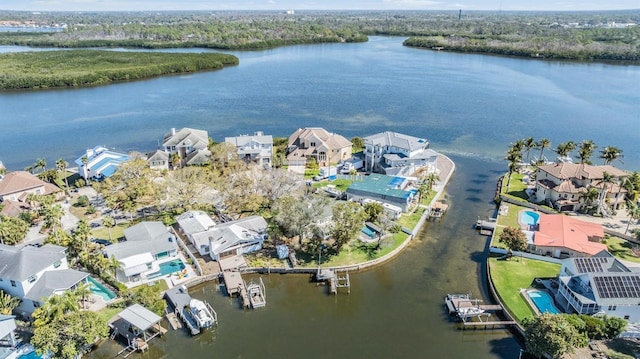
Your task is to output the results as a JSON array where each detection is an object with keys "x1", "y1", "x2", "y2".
[
  {"x1": 304, "y1": 169, "x2": 319, "y2": 179},
  {"x1": 398, "y1": 207, "x2": 424, "y2": 230},
  {"x1": 501, "y1": 172, "x2": 529, "y2": 201},
  {"x1": 313, "y1": 179, "x2": 353, "y2": 192},
  {"x1": 606, "y1": 237, "x2": 640, "y2": 264},
  {"x1": 492, "y1": 203, "x2": 526, "y2": 248},
  {"x1": 97, "y1": 306, "x2": 122, "y2": 323},
  {"x1": 489, "y1": 256, "x2": 561, "y2": 322},
  {"x1": 91, "y1": 223, "x2": 127, "y2": 242},
  {"x1": 420, "y1": 190, "x2": 437, "y2": 206}
]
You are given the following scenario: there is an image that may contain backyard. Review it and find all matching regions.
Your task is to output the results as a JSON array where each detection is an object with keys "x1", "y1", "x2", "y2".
[{"x1": 488, "y1": 256, "x2": 561, "y2": 322}]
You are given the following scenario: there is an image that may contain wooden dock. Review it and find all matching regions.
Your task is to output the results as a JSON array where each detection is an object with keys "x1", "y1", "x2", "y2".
[
  {"x1": 317, "y1": 269, "x2": 350, "y2": 295},
  {"x1": 165, "y1": 312, "x2": 182, "y2": 330},
  {"x1": 475, "y1": 217, "x2": 497, "y2": 235},
  {"x1": 444, "y1": 294, "x2": 515, "y2": 330},
  {"x1": 461, "y1": 321, "x2": 517, "y2": 329}
]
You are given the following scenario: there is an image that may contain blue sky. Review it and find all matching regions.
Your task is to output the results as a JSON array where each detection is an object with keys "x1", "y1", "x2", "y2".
[{"x1": 2, "y1": 0, "x2": 639, "y2": 12}]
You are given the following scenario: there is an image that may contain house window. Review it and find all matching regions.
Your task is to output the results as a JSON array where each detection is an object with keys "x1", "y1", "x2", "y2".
[
  {"x1": 10, "y1": 280, "x2": 16, "y2": 287},
  {"x1": 608, "y1": 305, "x2": 617, "y2": 311},
  {"x1": 28, "y1": 275, "x2": 37, "y2": 283},
  {"x1": 310, "y1": 142, "x2": 316, "y2": 147}
]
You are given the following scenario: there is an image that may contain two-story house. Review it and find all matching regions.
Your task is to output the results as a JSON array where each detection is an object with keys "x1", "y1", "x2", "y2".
[
  {"x1": 176, "y1": 210, "x2": 216, "y2": 256},
  {"x1": 0, "y1": 244, "x2": 89, "y2": 316},
  {"x1": 162, "y1": 127, "x2": 211, "y2": 167},
  {"x1": 104, "y1": 222, "x2": 179, "y2": 286},
  {"x1": 363, "y1": 131, "x2": 438, "y2": 176},
  {"x1": 287, "y1": 128, "x2": 352, "y2": 168},
  {"x1": 556, "y1": 251, "x2": 640, "y2": 324},
  {"x1": 75, "y1": 146, "x2": 129, "y2": 181},
  {"x1": 146, "y1": 150, "x2": 169, "y2": 171},
  {"x1": 534, "y1": 163, "x2": 628, "y2": 212},
  {"x1": 0, "y1": 171, "x2": 64, "y2": 217},
  {"x1": 225, "y1": 131, "x2": 273, "y2": 167}
]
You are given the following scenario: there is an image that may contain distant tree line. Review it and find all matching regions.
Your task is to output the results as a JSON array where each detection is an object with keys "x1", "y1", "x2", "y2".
[{"x1": 0, "y1": 50, "x2": 238, "y2": 90}]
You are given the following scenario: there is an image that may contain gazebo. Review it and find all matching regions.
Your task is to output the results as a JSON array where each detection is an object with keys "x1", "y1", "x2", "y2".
[{"x1": 109, "y1": 304, "x2": 165, "y2": 356}]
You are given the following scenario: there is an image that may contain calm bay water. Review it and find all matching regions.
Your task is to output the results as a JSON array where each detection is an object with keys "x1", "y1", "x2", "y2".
[{"x1": 1, "y1": 36, "x2": 639, "y2": 358}]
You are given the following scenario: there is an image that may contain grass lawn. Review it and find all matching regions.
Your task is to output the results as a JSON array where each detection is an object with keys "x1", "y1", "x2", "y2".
[
  {"x1": 420, "y1": 190, "x2": 437, "y2": 206},
  {"x1": 304, "y1": 169, "x2": 319, "y2": 179},
  {"x1": 606, "y1": 236, "x2": 640, "y2": 264},
  {"x1": 398, "y1": 207, "x2": 424, "y2": 230},
  {"x1": 97, "y1": 306, "x2": 122, "y2": 323},
  {"x1": 313, "y1": 179, "x2": 353, "y2": 192},
  {"x1": 492, "y1": 203, "x2": 527, "y2": 248},
  {"x1": 489, "y1": 256, "x2": 561, "y2": 322},
  {"x1": 501, "y1": 172, "x2": 529, "y2": 201},
  {"x1": 91, "y1": 222, "x2": 128, "y2": 241}
]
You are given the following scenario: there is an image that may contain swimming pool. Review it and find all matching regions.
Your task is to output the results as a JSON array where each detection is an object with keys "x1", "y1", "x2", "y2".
[
  {"x1": 148, "y1": 259, "x2": 187, "y2": 279},
  {"x1": 520, "y1": 211, "x2": 540, "y2": 227},
  {"x1": 527, "y1": 290, "x2": 561, "y2": 314},
  {"x1": 88, "y1": 276, "x2": 117, "y2": 301},
  {"x1": 362, "y1": 225, "x2": 376, "y2": 239}
]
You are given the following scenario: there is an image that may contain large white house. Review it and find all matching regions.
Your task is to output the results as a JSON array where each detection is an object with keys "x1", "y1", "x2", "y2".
[
  {"x1": 363, "y1": 131, "x2": 438, "y2": 176},
  {"x1": 162, "y1": 127, "x2": 210, "y2": 167},
  {"x1": 556, "y1": 251, "x2": 640, "y2": 323},
  {"x1": 225, "y1": 131, "x2": 273, "y2": 168},
  {"x1": 104, "y1": 222, "x2": 179, "y2": 286},
  {"x1": 176, "y1": 210, "x2": 217, "y2": 256},
  {"x1": 0, "y1": 244, "x2": 89, "y2": 316},
  {"x1": 534, "y1": 162, "x2": 627, "y2": 212}
]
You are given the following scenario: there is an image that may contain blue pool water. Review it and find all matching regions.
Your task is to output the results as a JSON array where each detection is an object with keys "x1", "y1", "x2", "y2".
[
  {"x1": 520, "y1": 211, "x2": 540, "y2": 226},
  {"x1": 88, "y1": 276, "x2": 117, "y2": 301},
  {"x1": 527, "y1": 290, "x2": 561, "y2": 314},
  {"x1": 160, "y1": 260, "x2": 186, "y2": 275},
  {"x1": 362, "y1": 225, "x2": 376, "y2": 239}
]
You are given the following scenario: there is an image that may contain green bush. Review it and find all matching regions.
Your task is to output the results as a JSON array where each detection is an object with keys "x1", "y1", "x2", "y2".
[
  {"x1": 76, "y1": 195, "x2": 89, "y2": 207},
  {"x1": 86, "y1": 206, "x2": 96, "y2": 214}
]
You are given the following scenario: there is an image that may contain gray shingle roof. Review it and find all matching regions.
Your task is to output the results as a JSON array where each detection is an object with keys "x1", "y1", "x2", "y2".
[
  {"x1": 364, "y1": 131, "x2": 429, "y2": 152},
  {"x1": 0, "y1": 244, "x2": 66, "y2": 282},
  {"x1": 105, "y1": 222, "x2": 177, "y2": 260},
  {"x1": 23, "y1": 269, "x2": 89, "y2": 302},
  {"x1": 162, "y1": 128, "x2": 209, "y2": 150}
]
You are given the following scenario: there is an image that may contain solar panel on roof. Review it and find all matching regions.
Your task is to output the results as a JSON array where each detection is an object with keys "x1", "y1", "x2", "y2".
[{"x1": 593, "y1": 275, "x2": 640, "y2": 299}]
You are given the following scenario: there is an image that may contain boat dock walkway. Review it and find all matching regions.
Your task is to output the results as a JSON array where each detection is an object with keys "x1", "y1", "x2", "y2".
[
  {"x1": 444, "y1": 294, "x2": 516, "y2": 330},
  {"x1": 317, "y1": 269, "x2": 351, "y2": 295},
  {"x1": 165, "y1": 286, "x2": 200, "y2": 335},
  {"x1": 475, "y1": 217, "x2": 497, "y2": 235}
]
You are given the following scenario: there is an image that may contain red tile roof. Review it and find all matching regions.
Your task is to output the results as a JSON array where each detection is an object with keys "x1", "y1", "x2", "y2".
[{"x1": 534, "y1": 214, "x2": 606, "y2": 256}]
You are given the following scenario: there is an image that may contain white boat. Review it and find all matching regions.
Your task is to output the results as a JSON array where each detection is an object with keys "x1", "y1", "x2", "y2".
[
  {"x1": 457, "y1": 306, "x2": 485, "y2": 318},
  {"x1": 247, "y1": 278, "x2": 266, "y2": 309},
  {"x1": 187, "y1": 298, "x2": 216, "y2": 328}
]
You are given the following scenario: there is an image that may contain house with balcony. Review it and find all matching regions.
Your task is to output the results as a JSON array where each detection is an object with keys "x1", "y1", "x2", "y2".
[
  {"x1": 534, "y1": 162, "x2": 628, "y2": 212},
  {"x1": 0, "y1": 244, "x2": 89, "y2": 317},
  {"x1": 556, "y1": 251, "x2": 640, "y2": 323},
  {"x1": 225, "y1": 131, "x2": 273, "y2": 167},
  {"x1": 0, "y1": 171, "x2": 64, "y2": 217},
  {"x1": 345, "y1": 174, "x2": 417, "y2": 212},
  {"x1": 286, "y1": 128, "x2": 352, "y2": 168},
  {"x1": 363, "y1": 131, "x2": 437, "y2": 176},
  {"x1": 176, "y1": 210, "x2": 216, "y2": 256},
  {"x1": 104, "y1": 222, "x2": 179, "y2": 286},
  {"x1": 75, "y1": 146, "x2": 129, "y2": 181},
  {"x1": 527, "y1": 213, "x2": 606, "y2": 258},
  {"x1": 162, "y1": 127, "x2": 210, "y2": 167}
]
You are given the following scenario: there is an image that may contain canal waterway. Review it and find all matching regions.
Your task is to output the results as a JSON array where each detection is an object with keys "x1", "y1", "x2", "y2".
[{"x1": 0, "y1": 36, "x2": 638, "y2": 358}]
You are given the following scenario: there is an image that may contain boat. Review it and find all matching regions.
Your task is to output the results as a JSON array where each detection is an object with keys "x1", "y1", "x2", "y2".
[
  {"x1": 444, "y1": 293, "x2": 471, "y2": 314},
  {"x1": 246, "y1": 278, "x2": 266, "y2": 309},
  {"x1": 187, "y1": 298, "x2": 216, "y2": 328},
  {"x1": 457, "y1": 306, "x2": 485, "y2": 318}
]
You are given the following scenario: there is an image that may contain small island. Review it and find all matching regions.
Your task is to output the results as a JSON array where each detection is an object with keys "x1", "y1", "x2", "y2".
[{"x1": 0, "y1": 50, "x2": 239, "y2": 90}]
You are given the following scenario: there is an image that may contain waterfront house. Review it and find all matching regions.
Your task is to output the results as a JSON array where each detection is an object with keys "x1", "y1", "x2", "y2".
[
  {"x1": 75, "y1": 146, "x2": 129, "y2": 181},
  {"x1": 0, "y1": 171, "x2": 63, "y2": 203},
  {"x1": 527, "y1": 213, "x2": 606, "y2": 258},
  {"x1": 534, "y1": 163, "x2": 628, "y2": 212},
  {"x1": 363, "y1": 131, "x2": 437, "y2": 176},
  {"x1": 104, "y1": 222, "x2": 178, "y2": 286},
  {"x1": 345, "y1": 174, "x2": 417, "y2": 212},
  {"x1": 286, "y1": 128, "x2": 352, "y2": 168},
  {"x1": 0, "y1": 244, "x2": 89, "y2": 317},
  {"x1": 162, "y1": 127, "x2": 210, "y2": 167},
  {"x1": 206, "y1": 216, "x2": 268, "y2": 261},
  {"x1": 146, "y1": 150, "x2": 169, "y2": 171},
  {"x1": 176, "y1": 210, "x2": 216, "y2": 256},
  {"x1": 556, "y1": 251, "x2": 640, "y2": 323},
  {"x1": 225, "y1": 131, "x2": 273, "y2": 167}
]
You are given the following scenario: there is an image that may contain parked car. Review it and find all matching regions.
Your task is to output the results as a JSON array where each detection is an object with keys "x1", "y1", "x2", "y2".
[{"x1": 91, "y1": 238, "x2": 112, "y2": 246}]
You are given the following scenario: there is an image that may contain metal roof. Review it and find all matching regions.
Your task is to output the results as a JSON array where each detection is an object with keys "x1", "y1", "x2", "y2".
[
  {"x1": 117, "y1": 304, "x2": 162, "y2": 331},
  {"x1": 346, "y1": 174, "x2": 412, "y2": 200}
]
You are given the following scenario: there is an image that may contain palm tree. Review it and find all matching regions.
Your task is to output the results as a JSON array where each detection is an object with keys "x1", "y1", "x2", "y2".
[
  {"x1": 576, "y1": 140, "x2": 597, "y2": 164},
  {"x1": 580, "y1": 187, "x2": 600, "y2": 211},
  {"x1": 73, "y1": 282, "x2": 92, "y2": 310},
  {"x1": 536, "y1": 138, "x2": 551, "y2": 164},
  {"x1": 0, "y1": 290, "x2": 21, "y2": 315},
  {"x1": 56, "y1": 158, "x2": 70, "y2": 190},
  {"x1": 522, "y1": 137, "x2": 536, "y2": 163},
  {"x1": 81, "y1": 155, "x2": 89, "y2": 182},
  {"x1": 596, "y1": 172, "x2": 618, "y2": 216},
  {"x1": 505, "y1": 150, "x2": 522, "y2": 191},
  {"x1": 102, "y1": 215, "x2": 115, "y2": 241},
  {"x1": 37, "y1": 290, "x2": 80, "y2": 325},
  {"x1": 554, "y1": 142, "x2": 573, "y2": 159},
  {"x1": 108, "y1": 255, "x2": 123, "y2": 278},
  {"x1": 33, "y1": 158, "x2": 47, "y2": 174},
  {"x1": 599, "y1": 146, "x2": 624, "y2": 166},
  {"x1": 625, "y1": 201, "x2": 640, "y2": 235},
  {"x1": 622, "y1": 172, "x2": 640, "y2": 204},
  {"x1": 425, "y1": 172, "x2": 440, "y2": 192}
]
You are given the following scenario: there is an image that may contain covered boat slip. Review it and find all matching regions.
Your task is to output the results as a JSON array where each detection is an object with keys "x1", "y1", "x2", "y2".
[{"x1": 108, "y1": 304, "x2": 166, "y2": 357}]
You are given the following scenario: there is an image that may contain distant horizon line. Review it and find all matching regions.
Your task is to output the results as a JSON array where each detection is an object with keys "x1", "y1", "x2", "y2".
[{"x1": 1, "y1": 9, "x2": 639, "y2": 13}]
